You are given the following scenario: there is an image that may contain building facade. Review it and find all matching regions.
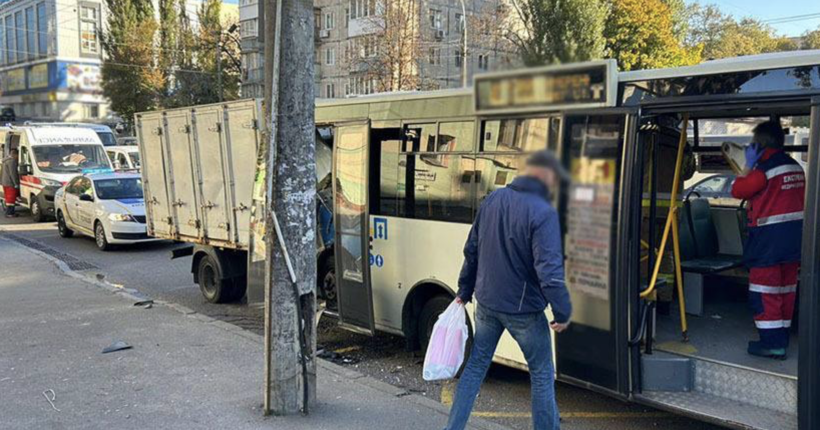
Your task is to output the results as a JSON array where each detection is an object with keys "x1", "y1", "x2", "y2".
[
  {"x1": 238, "y1": 0, "x2": 264, "y2": 98},
  {"x1": 240, "y1": 0, "x2": 515, "y2": 99},
  {"x1": 0, "y1": 0, "x2": 108, "y2": 122}
]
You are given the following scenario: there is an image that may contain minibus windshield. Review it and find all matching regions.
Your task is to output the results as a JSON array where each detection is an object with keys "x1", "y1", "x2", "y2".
[
  {"x1": 97, "y1": 132, "x2": 117, "y2": 147},
  {"x1": 33, "y1": 144, "x2": 111, "y2": 173}
]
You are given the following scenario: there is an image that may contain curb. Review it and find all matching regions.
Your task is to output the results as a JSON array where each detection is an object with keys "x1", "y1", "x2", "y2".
[{"x1": 1, "y1": 236, "x2": 512, "y2": 430}]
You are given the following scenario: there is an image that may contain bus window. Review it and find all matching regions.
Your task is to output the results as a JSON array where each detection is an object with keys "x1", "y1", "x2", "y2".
[
  {"x1": 377, "y1": 138, "x2": 401, "y2": 216},
  {"x1": 403, "y1": 123, "x2": 437, "y2": 152},
  {"x1": 437, "y1": 121, "x2": 475, "y2": 152},
  {"x1": 483, "y1": 118, "x2": 551, "y2": 152},
  {"x1": 474, "y1": 154, "x2": 527, "y2": 203}
]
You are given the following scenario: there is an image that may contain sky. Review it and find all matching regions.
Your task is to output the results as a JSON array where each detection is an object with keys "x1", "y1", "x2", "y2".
[
  {"x1": 216, "y1": 0, "x2": 819, "y2": 37},
  {"x1": 685, "y1": 0, "x2": 820, "y2": 36}
]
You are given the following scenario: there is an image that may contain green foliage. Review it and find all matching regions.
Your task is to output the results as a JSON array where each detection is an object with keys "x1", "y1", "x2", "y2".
[
  {"x1": 102, "y1": 0, "x2": 241, "y2": 119},
  {"x1": 101, "y1": 0, "x2": 162, "y2": 127},
  {"x1": 604, "y1": 0, "x2": 701, "y2": 71},
  {"x1": 509, "y1": 0, "x2": 609, "y2": 66},
  {"x1": 801, "y1": 27, "x2": 820, "y2": 50},
  {"x1": 686, "y1": 4, "x2": 797, "y2": 60}
]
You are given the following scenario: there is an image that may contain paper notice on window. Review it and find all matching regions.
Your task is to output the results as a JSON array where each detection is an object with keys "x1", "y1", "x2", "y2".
[{"x1": 565, "y1": 173, "x2": 615, "y2": 302}]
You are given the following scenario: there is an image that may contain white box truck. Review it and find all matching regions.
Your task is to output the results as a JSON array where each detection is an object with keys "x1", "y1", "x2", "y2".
[{"x1": 136, "y1": 99, "x2": 265, "y2": 303}]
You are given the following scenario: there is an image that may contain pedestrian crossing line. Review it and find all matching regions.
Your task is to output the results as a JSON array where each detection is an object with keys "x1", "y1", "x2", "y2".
[
  {"x1": 471, "y1": 411, "x2": 674, "y2": 419},
  {"x1": 440, "y1": 381, "x2": 455, "y2": 406}
]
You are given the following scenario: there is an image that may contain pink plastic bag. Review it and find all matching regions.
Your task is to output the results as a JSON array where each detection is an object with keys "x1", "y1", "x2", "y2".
[{"x1": 423, "y1": 301, "x2": 468, "y2": 381}]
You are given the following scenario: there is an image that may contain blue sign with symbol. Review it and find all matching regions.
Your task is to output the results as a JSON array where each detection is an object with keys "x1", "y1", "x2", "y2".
[
  {"x1": 375, "y1": 255, "x2": 384, "y2": 267},
  {"x1": 374, "y1": 217, "x2": 388, "y2": 240},
  {"x1": 369, "y1": 253, "x2": 375, "y2": 266}
]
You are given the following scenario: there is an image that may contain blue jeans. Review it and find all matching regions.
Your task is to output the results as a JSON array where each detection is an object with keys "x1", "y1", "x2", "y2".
[{"x1": 444, "y1": 303, "x2": 559, "y2": 430}]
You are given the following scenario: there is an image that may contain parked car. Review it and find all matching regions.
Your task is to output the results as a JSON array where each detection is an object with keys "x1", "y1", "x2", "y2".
[
  {"x1": 54, "y1": 172, "x2": 157, "y2": 251},
  {"x1": 116, "y1": 136, "x2": 138, "y2": 146},
  {"x1": 684, "y1": 173, "x2": 736, "y2": 199},
  {"x1": 106, "y1": 146, "x2": 141, "y2": 171},
  {"x1": 0, "y1": 107, "x2": 16, "y2": 123}
]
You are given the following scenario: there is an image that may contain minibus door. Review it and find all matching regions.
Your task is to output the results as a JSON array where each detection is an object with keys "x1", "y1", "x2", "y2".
[
  {"x1": 333, "y1": 121, "x2": 376, "y2": 335},
  {"x1": 798, "y1": 98, "x2": 820, "y2": 430},
  {"x1": 555, "y1": 111, "x2": 638, "y2": 397}
]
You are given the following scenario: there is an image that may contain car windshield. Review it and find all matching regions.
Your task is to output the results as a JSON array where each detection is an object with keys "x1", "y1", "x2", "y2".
[
  {"x1": 33, "y1": 145, "x2": 111, "y2": 173},
  {"x1": 97, "y1": 132, "x2": 117, "y2": 147},
  {"x1": 129, "y1": 152, "x2": 140, "y2": 168},
  {"x1": 94, "y1": 178, "x2": 143, "y2": 200}
]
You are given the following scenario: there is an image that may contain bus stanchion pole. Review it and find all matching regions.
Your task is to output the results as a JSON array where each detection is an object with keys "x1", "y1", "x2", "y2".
[{"x1": 668, "y1": 114, "x2": 689, "y2": 342}]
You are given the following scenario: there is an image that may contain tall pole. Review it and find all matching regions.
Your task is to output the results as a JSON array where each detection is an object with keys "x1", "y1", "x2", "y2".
[
  {"x1": 262, "y1": 0, "x2": 317, "y2": 416},
  {"x1": 217, "y1": 31, "x2": 223, "y2": 102},
  {"x1": 459, "y1": 0, "x2": 468, "y2": 87}
]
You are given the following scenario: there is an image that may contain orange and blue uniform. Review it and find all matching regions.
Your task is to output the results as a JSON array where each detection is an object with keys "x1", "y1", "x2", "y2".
[{"x1": 731, "y1": 148, "x2": 805, "y2": 350}]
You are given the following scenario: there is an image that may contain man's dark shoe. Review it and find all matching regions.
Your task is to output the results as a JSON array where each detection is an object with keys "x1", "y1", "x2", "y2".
[{"x1": 748, "y1": 341, "x2": 787, "y2": 360}]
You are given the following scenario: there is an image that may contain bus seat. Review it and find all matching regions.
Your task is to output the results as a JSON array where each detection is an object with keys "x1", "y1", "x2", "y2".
[{"x1": 678, "y1": 198, "x2": 743, "y2": 315}]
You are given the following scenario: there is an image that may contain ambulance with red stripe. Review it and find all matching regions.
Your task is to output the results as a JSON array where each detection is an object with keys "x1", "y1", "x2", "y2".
[{"x1": 1, "y1": 126, "x2": 112, "y2": 222}]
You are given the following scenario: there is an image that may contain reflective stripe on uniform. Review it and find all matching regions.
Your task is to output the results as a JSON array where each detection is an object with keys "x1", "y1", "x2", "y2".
[
  {"x1": 765, "y1": 164, "x2": 804, "y2": 179},
  {"x1": 749, "y1": 284, "x2": 798, "y2": 294},
  {"x1": 757, "y1": 211, "x2": 804, "y2": 226},
  {"x1": 755, "y1": 320, "x2": 793, "y2": 329}
]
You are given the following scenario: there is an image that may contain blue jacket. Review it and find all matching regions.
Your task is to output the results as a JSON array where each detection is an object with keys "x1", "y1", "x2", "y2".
[{"x1": 457, "y1": 176, "x2": 572, "y2": 323}]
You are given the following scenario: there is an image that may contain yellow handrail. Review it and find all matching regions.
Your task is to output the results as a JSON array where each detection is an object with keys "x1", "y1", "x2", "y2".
[{"x1": 639, "y1": 114, "x2": 689, "y2": 341}]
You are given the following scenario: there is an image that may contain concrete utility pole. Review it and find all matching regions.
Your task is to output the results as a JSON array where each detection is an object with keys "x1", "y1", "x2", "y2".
[
  {"x1": 262, "y1": 0, "x2": 317, "y2": 416},
  {"x1": 459, "y1": 0, "x2": 468, "y2": 87}
]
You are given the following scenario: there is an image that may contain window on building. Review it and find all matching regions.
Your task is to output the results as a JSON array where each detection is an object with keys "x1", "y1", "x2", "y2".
[
  {"x1": 324, "y1": 12, "x2": 334, "y2": 30},
  {"x1": 325, "y1": 83, "x2": 335, "y2": 98},
  {"x1": 15, "y1": 11, "x2": 24, "y2": 62},
  {"x1": 455, "y1": 49, "x2": 463, "y2": 67},
  {"x1": 79, "y1": 4, "x2": 100, "y2": 55},
  {"x1": 344, "y1": 8, "x2": 349, "y2": 26},
  {"x1": 36, "y1": 2, "x2": 47, "y2": 56},
  {"x1": 478, "y1": 54, "x2": 489, "y2": 70},
  {"x1": 85, "y1": 104, "x2": 100, "y2": 119},
  {"x1": 325, "y1": 47, "x2": 335, "y2": 65},
  {"x1": 429, "y1": 9, "x2": 442, "y2": 29},
  {"x1": 455, "y1": 13, "x2": 465, "y2": 33},
  {"x1": 240, "y1": 19, "x2": 258, "y2": 38},
  {"x1": 349, "y1": 0, "x2": 376, "y2": 19},
  {"x1": 428, "y1": 47, "x2": 441, "y2": 65},
  {"x1": 0, "y1": 21, "x2": 5, "y2": 65},
  {"x1": 25, "y1": 7, "x2": 35, "y2": 60},
  {"x1": 5, "y1": 16, "x2": 13, "y2": 64}
]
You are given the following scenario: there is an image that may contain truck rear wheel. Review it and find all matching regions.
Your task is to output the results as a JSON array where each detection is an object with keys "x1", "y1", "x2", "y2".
[{"x1": 197, "y1": 254, "x2": 242, "y2": 303}]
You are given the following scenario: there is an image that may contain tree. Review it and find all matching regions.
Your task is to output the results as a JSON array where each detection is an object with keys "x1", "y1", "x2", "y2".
[
  {"x1": 345, "y1": 0, "x2": 430, "y2": 93},
  {"x1": 158, "y1": 0, "x2": 179, "y2": 91},
  {"x1": 604, "y1": 0, "x2": 701, "y2": 71},
  {"x1": 507, "y1": 0, "x2": 608, "y2": 66},
  {"x1": 662, "y1": 0, "x2": 690, "y2": 44},
  {"x1": 686, "y1": 4, "x2": 798, "y2": 60},
  {"x1": 101, "y1": 0, "x2": 163, "y2": 127},
  {"x1": 801, "y1": 27, "x2": 820, "y2": 50}
]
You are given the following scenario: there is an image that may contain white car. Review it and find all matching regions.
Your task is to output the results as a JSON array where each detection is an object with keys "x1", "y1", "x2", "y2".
[
  {"x1": 106, "y1": 146, "x2": 141, "y2": 171},
  {"x1": 54, "y1": 172, "x2": 158, "y2": 250}
]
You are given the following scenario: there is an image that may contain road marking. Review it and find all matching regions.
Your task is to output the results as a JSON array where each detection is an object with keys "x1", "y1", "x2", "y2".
[
  {"x1": 472, "y1": 411, "x2": 673, "y2": 419},
  {"x1": 332, "y1": 345, "x2": 361, "y2": 354},
  {"x1": 440, "y1": 381, "x2": 455, "y2": 406}
]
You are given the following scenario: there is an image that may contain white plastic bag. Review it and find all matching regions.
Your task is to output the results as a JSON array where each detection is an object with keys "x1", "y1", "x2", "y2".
[{"x1": 423, "y1": 301, "x2": 468, "y2": 381}]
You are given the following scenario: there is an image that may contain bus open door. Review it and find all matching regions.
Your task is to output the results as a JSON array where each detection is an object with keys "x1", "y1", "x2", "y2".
[
  {"x1": 332, "y1": 121, "x2": 377, "y2": 335},
  {"x1": 553, "y1": 110, "x2": 639, "y2": 397}
]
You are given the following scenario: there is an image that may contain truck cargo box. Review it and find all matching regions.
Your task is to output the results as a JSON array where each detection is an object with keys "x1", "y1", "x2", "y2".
[{"x1": 136, "y1": 99, "x2": 262, "y2": 249}]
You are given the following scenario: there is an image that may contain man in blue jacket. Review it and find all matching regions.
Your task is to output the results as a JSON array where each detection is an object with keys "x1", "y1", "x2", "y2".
[{"x1": 445, "y1": 150, "x2": 572, "y2": 430}]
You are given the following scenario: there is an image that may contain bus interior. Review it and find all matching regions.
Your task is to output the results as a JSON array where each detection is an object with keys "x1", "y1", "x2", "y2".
[{"x1": 637, "y1": 107, "x2": 809, "y2": 427}]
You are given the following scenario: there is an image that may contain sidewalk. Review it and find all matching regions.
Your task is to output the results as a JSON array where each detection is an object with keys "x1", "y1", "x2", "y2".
[{"x1": 0, "y1": 237, "x2": 503, "y2": 430}]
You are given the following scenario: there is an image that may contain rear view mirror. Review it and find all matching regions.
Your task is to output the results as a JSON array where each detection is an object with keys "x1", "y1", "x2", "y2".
[
  {"x1": 18, "y1": 164, "x2": 32, "y2": 175},
  {"x1": 79, "y1": 194, "x2": 94, "y2": 202}
]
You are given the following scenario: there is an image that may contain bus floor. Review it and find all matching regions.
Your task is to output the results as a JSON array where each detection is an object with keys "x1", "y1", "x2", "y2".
[{"x1": 653, "y1": 277, "x2": 798, "y2": 377}]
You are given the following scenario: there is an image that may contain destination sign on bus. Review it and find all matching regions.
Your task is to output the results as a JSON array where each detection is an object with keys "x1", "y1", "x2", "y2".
[{"x1": 475, "y1": 60, "x2": 617, "y2": 113}]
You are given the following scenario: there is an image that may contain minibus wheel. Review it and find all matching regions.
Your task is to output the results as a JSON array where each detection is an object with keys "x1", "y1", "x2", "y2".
[
  {"x1": 31, "y1": 197, "x2": 44, "y2": 222},
  {"x1": 418, "y1": 295, "x2": 452, "y2": 350}
]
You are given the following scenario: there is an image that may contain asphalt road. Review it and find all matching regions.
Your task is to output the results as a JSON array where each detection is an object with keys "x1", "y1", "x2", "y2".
[{"x1": 0, "y1": 211, "x2": 722, "y2": 430}]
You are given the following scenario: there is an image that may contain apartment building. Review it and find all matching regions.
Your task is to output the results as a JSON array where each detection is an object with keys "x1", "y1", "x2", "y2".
[
  {"x1": 240, "y1": 0, "x2": 515, "y2": 99},
  {"x1": 0, "y1": 0, "x2": 107, "y2": 121},
  {"x1": 238, "y1": 0, "x2": 264, "y2": 98}
]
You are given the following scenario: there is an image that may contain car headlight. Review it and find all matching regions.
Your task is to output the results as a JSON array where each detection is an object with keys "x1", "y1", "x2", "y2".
[
  {"x1": 108, "y1": 213, "x2": 137, "y2": 222},
  {"x1": 40, "y1": 178, "x2": 63, "y2": 187}
]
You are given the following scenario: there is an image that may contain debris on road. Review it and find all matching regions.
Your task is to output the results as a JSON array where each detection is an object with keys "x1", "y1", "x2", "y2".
[
  {"x1": 42, "y1": 389, "x2": 60, "y2": 412},
  {"x1": 102, "y1": 341, "x2": 133, "y2": 354},
  {"x1": 133, "y1": 300, "x2": 154, "y2": 309}
]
